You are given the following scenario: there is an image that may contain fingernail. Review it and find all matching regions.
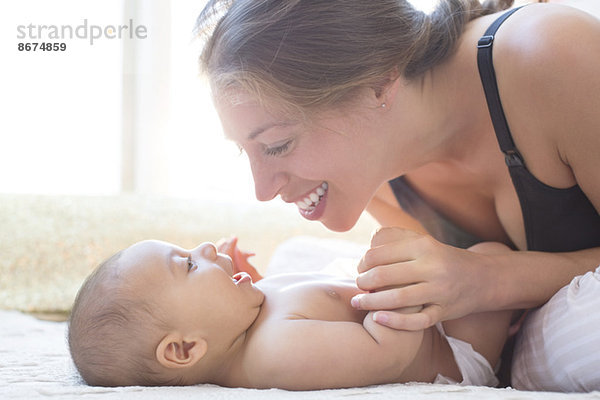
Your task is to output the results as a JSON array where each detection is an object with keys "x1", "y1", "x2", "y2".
[
  {"x1": 351, "y1": 295, "x2": 362, "y2": 308},
  {"x1": 373, "y1": 312, "x2": 389, "y2": 324}
]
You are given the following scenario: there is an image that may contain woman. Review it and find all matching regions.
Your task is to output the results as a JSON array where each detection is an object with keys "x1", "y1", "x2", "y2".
[{"x1": 195, "y1": 0, "x2": 600, "y2": 391}]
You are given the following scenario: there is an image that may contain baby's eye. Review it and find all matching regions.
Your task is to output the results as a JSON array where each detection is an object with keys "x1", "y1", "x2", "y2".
[{"x1": 187, "y1": 256, "x2": 197, "y2": 272}]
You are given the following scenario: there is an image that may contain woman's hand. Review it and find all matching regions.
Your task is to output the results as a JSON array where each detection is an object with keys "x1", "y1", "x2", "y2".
[
  {"x1": 352, "y1": 227, "x2": 501, "y2": 331},
  {"x1": 217, "y1": 237, "x2": 264, "y2": 281}
]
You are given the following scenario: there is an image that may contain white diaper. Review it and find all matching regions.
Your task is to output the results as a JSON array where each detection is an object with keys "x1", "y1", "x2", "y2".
[
  {"x1": 512, "y1": 266, "x2": 600, "y2": 392},
  {"x1": 433, "y1": 323, "x2": 499, "y2": 387}
]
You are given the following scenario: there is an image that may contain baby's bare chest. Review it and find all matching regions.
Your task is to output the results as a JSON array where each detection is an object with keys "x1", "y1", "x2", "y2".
[{"x1": 260, "y1": 276, "x2": 367, "y2": 323}]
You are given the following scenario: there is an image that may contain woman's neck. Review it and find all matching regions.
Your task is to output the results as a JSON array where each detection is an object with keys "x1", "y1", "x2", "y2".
[{"x1": 385, "y1": 18, "x2": 499, "y2": 181}]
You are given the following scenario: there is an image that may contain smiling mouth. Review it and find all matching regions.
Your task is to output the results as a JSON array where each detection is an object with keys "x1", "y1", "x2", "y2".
[{"x1": 295, "y1": 182, "x2": 328, "y2": 212}]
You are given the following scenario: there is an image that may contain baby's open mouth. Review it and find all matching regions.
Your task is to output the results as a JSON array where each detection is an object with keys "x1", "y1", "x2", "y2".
[{"x1": 232, "y1": 272, "x2": 251, "y2": 285}]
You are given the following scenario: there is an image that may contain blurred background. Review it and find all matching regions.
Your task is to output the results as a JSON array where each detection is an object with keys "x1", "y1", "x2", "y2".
[
  {"x1": 2, "y1": 0, "x2": 254, "y2": 201},
  {"x1": 0, "y1": 0, "x2": 439, "y2": 201}
]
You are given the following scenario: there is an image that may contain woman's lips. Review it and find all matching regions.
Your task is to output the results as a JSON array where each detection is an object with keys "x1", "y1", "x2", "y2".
[
  {"x1": 297, "y1": 183, "x2": 328, "y2": 221},
  {"x1": 295, "y1": 182, "x2": 328, "y2": 212}
]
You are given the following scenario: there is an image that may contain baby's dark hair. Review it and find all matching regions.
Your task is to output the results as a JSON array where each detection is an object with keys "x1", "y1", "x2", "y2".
[{"x1": 68, "y1": 251, "x2": 182, "y2": 386}]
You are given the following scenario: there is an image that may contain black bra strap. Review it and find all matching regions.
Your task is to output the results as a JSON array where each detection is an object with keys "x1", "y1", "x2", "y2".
[{"x1": 477, "y1": 6, "x2": 526, "y2": 167}]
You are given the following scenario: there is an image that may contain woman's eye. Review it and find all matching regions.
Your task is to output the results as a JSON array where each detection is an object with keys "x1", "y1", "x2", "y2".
[
  {"x1": 264, "y1": 139, "x2": 293, "y2": 157},
  {"x1": 187, "y1": 256, "x2": 197, "y2": 272}
]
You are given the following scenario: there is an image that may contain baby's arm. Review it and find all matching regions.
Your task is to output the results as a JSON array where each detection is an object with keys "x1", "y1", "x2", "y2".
[{"x1": 246, "y1": 315, "x2": 424, "y2": 390}]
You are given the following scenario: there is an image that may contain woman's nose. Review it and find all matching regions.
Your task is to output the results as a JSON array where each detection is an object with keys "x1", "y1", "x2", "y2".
[{"x1": 250, "y1": 158, "x2": 288, "y2": 202}]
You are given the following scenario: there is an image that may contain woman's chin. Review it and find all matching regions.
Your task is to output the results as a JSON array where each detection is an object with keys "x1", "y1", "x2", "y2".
[{"x1": 319, "y1": 213, "x2": 361, "y2": 233}]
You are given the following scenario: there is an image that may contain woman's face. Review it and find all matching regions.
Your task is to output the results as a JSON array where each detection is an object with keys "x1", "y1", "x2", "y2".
[{"x1": 216, "y1": 92, "x2": 392, "y2": 231}]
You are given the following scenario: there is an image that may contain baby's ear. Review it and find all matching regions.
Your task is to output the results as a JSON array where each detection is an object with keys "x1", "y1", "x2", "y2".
[{"x1": 156, "y1": 333, "x2": 208, "y2": 369}]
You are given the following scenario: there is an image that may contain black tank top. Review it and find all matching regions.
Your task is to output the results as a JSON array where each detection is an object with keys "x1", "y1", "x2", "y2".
[{"x1": 390, "y1": 6, "x2": 600, "y2": 252}]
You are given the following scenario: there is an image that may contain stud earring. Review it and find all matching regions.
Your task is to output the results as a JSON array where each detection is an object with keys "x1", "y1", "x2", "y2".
[{"x1": 380, "y1": 103, "x2": 387, "y2": 108}]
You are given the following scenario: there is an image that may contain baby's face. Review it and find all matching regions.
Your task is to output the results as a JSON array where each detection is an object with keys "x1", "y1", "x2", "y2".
[{"x1": 118, "y1": 240, "x2": 265, "y2": 342}]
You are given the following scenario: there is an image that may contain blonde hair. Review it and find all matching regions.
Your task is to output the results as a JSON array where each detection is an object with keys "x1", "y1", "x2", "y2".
[
  {"x1": 196, "y1": 0, "x2": 514, "y2": 115},
  {"x1": 68, "y1": 252, "x2": 182, "y2": 387}
]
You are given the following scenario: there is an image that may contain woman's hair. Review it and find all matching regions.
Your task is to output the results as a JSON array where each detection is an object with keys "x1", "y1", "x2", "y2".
[
  {"x1": 68, "y1": 252, "x2": 183, "y2": 387},
  {"x1": 196, "y1": 0, "x2": 514, "y2": 115}
]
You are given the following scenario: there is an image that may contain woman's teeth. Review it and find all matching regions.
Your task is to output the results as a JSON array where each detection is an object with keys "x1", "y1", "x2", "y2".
[{"x1": 296, "y1": 182, "x2": 328, "y2": 211}]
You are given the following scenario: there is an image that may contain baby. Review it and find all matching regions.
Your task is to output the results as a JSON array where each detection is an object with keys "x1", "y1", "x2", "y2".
[{"x1": 68, "y1": 238, "x2": 513, "y2": 389}]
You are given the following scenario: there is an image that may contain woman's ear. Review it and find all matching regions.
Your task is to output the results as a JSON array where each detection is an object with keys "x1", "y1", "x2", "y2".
[
  {"x1": 373, "y1": 68, "x2": 402, "y2": 108},
  {"x1": 156, "y1": 333, "x2": 208, "y2": 369}
]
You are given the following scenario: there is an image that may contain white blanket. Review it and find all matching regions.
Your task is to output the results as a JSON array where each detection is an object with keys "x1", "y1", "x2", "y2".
[
  {"x1": 2, "y1": 310, "x2": 599, "y2": 400},
  {"x1": 2, "y1": 236, "x2": 600, "y2": 399}
]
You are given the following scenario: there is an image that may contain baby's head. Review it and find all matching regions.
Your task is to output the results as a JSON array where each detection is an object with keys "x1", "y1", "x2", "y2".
[{"x1": 68, "y1": 240, "x2": 264, "y2": 386}]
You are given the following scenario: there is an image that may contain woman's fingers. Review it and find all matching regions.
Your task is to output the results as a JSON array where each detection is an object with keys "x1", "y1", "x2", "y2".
[
  {"x1": 351, "y1": 283, "x2": 432, "y2": 311},
  {"x1": 358, "y1": 245, "x2": 413, "y2": 274},
  {"x1": 355, "y1": 261, "x2": 422, "y2": 292},
  {"x1": 372, "y1": 304, "x2": 443, "y2": 331},
  {"x1": 352, "y1": 235, "x2": 507, "y2": 331},
  {"x1": 369, "y1": 226, "x2": 422, "y2": 247},
  {"x1": 357, "y1": 228, "x2": 433, "y2": 274}
]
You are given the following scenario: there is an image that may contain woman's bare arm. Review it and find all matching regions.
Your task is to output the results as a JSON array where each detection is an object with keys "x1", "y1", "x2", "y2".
[
  {"x1": 366, "y1": 184, "x2": 426, "y2": 233},
  {"x1": 354, "y1": 5, "x2": 600, "y2": 331}
]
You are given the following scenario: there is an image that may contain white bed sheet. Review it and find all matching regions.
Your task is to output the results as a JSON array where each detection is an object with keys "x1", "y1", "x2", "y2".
[{"x1": 3, "y1": 310, "x2": 600, "y2": 400}]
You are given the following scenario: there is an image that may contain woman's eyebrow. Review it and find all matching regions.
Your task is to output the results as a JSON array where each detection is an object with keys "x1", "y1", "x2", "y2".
[{"x1": 247, "y1": 122, "x2": 295, "y2": 140}]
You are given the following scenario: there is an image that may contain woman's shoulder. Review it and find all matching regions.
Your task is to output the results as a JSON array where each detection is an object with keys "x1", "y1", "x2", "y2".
[
  {"x1": 493, "y1": 3, "x2": 600, "y2": 73},
  {"x1": 463, "y1": 3, "x2": 600, "y2": 89},
  {"x1": 481, "y1": 3, "x2": 600, "y2": 187},
  {"x1": 495, "y1": 5, "x2": 600, "y2": 137}
]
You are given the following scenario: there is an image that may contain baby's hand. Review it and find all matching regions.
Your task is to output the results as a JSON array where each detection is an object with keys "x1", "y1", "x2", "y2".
[{"x1": 216, "y1": 237, "x2": 263, "y2": 281}]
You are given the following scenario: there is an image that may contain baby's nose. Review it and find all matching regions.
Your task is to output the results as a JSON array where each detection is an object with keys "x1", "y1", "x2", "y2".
[{"x1": 193, "y1": 242, "x2": 218, "y2": 260}]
